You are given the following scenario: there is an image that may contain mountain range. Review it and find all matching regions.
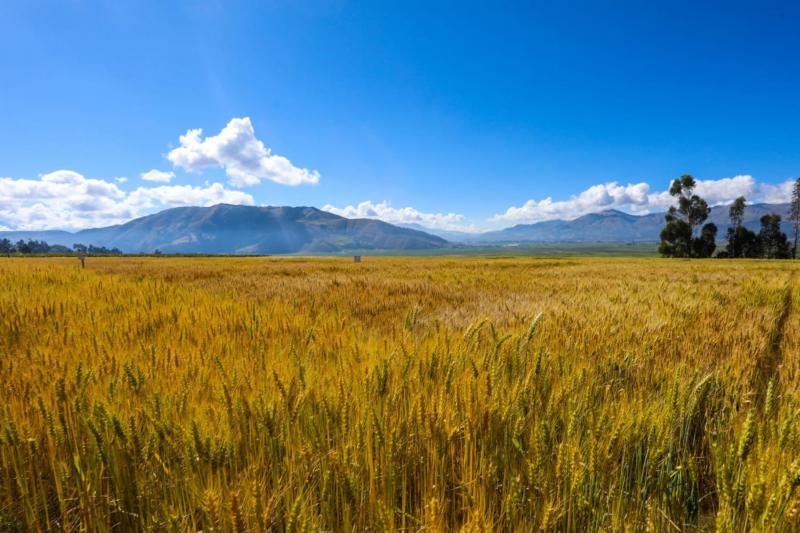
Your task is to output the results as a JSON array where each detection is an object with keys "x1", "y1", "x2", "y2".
[
  {"x1": 0, "y1": 205, "x2": 447, "y2": 254},
  {"x1": 1, "y1": 202, "x2": 794, "y2": 253},
  {"x1": 418, "y1": 203, "x2": 793, "y2": 244}
]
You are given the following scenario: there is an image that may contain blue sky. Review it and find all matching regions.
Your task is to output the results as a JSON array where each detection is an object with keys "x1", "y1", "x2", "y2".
[{"x1": 1, "y1": 0, "x2": 799, "y2": 231}]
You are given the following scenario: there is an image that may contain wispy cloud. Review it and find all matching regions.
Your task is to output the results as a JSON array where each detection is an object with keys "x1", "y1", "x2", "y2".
[{"x1": 167, "y1": 117, "x2": 320, "y2": 187}]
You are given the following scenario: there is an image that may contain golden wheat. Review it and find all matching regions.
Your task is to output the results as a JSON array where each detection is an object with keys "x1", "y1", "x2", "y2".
[{"x1": 0, "y1": 256, "x2": 799, "y2": 531}]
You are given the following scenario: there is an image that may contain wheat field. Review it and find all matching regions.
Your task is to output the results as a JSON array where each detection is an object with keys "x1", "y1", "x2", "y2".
[{"x1": 1, "y1": 256, "x2": 799, "y2": 531}]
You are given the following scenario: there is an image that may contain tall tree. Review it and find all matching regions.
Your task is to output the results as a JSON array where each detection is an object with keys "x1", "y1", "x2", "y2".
[
  {"x1": 0, "y1": 238, "x2": 12, "y2": 257},
  {"x1": 659, "y1": 175, "x2": 716, "y2": 258},
  {"x1": 757, "y1": 214, "x2": 791, "y2": 259},
  {"x1": 659, "y1": 210, "x2": 693, "y2": 257},
  {"x1": 790, "y1": 177, "x2": 800, "y2": 259},
  {"x1": 725, "y1": 196, "x2": 758, "y2": 258},
  {"x1": 670, "y1": 175, "x2": 711, "y2": 233},
  {"x1": 729, "y1": 196, "x2": 746, "y2": 231},
  {"x1": 15, "y1": 240, "x2": 30, "y2": 254},
  {"x1": 694, "y1": 222, "x2": 718, "y2": 258}
]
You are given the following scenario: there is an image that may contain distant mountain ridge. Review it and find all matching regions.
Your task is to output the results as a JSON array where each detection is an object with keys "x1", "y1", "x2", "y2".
[
  {"x1": 2, "y1": 202, "x2": 794, "y2": 252},
  {"x1": 0, "y1": 204, "x2": 447, "y2": 254},
  {"x1": 395, "y1": 223, "x2": 482, "y2": 243},
  {"x1": 460, "y1": 203, "x2": 794, "y2": 244}
]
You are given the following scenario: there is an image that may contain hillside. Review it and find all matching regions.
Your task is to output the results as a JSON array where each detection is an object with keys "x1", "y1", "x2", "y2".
[
  {"x1": 467, "y1": 203, "x2": 793, "y2": 243},
  {"x1": 0, "y1": 204, "x2": 448, "y2": 254},
  {"x1": 3, "y1": 202, "x2": 795, "y2": 251}
]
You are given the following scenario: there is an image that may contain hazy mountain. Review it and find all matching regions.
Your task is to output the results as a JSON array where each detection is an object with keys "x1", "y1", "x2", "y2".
[
  {"x1": 0, "y1": 229, "x2": 75, "y2": 243},
  {"x1": 396, "y1": 223, "x2": 480, "y2": 242},
  {"x1": 3, "y1": 202, "x2": 795, "y2": 251},
  {"x1": 0, "y1": 204, "x2": 448, "y2": 253},
  {"x1": 471, "y1": 203, "x2": 794, "y2": 243}
]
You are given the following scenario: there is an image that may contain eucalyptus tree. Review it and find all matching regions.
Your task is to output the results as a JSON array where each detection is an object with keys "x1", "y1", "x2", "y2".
[
  {"x1": 659, "y1": 175, "x2": 717, "y2": 258},
  {"x1": 789, "y1": 177, "x2": 800, "y2": 258}
]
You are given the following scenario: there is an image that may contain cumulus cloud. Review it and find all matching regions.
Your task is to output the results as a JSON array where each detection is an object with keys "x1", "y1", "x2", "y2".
[
  {"x1": 758, "y1": 180, "x2": 796, "y2": 204},
  {"x1": 167, "y1": 117, "x2": 320, "y2": 187},
  {"x1": 140, "y1": 169, "x2": 175, "y2": 183},
  {"x1": 115, "y1": 177, "x2": 128, "y2": 184},
  {"x1": 322, "y1": 200, "x2": 478, "y2": 232},
  {"x1": 126, "y1": 183, "x2": 252, "y2": 209},
  {"x1": 0, "y1": 170, "x2": 253, "y2": 231},
  {"x1": 491, "y1": 175, "x2": 796, "y2": 224},
  {"x1": 491, "y1": 182, "x2": 653, "y2": 224}
]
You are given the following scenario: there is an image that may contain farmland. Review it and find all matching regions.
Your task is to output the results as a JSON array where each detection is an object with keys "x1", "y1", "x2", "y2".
[{"x1": 1, "y1": 256, "x2": 800, "y2": 531}]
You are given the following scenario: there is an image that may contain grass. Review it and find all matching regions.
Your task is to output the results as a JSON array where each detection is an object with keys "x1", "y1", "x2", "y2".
[{"x1": 1, "y1": 256, "x2": 799, "y2": 531}]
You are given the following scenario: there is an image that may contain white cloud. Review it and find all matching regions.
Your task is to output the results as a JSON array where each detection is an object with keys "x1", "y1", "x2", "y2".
[
  {"x1": 695, "y1": 175, "x2": 756, "y2": 204},
  {"x1": 126, "y1": 183, "x2": 253, "y2": 210},
  {"x1": 322, "y1": 200, "x2": 478, "y2": 232},
  {"x1": 0, "y1": 170, "x2": 253, "y2": 231},
  {"x1": 491, "y1": 182, "x2": 652, "y2": 224},
  {"x1": 758, "y1": 180, "x2": 796, "y2": 204},
  {"x1": 115, "y1": 177, "x2": 128, "y2": 184},
  {"x1": 491, "y1": 175, "x2": 797, "y2": 224},
  {"x1": 167, "y1": 117, "x2": 320, "y2": 187},
  {"x1": 140, "y1": 169, "x2": 175, "y2": 183}
]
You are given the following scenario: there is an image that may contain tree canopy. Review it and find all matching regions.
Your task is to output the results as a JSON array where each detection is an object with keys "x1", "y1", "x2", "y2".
[{"x1": 659, "y1": 175, "x2": 716, "y2": 258}]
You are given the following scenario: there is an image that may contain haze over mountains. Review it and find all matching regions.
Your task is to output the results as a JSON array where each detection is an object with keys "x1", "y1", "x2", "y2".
[{"x1": 1, "y1": 202, "x2": 793, "y2": 253}]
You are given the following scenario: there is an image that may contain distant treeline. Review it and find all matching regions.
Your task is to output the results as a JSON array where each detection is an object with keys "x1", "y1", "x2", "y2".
[
  {"x1": 0, "y1": 238, "x2": 122, "y2": 256},
  {"x1": 660, "y1": 175, "x2": 800, "y2": 259}
]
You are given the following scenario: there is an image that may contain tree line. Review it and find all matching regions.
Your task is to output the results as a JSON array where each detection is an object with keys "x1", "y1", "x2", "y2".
[
  {"x1": 659, "y1": 175, "x2": 800, "y2": 259},
  {"x1": 0, "y1": 239, "x2": 122, "y2": 256}
]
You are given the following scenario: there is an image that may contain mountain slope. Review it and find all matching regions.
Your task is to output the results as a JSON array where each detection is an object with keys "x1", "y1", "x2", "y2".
[
  {"x1": 472, "y1": 203, "x2": 794, "y2": 243},
  {"x1": 1, "y1": 205, "x2": 448, "y2": 253},
  {"x1": 3, "y1": 202, "x2": 795, "y2": 250}
]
